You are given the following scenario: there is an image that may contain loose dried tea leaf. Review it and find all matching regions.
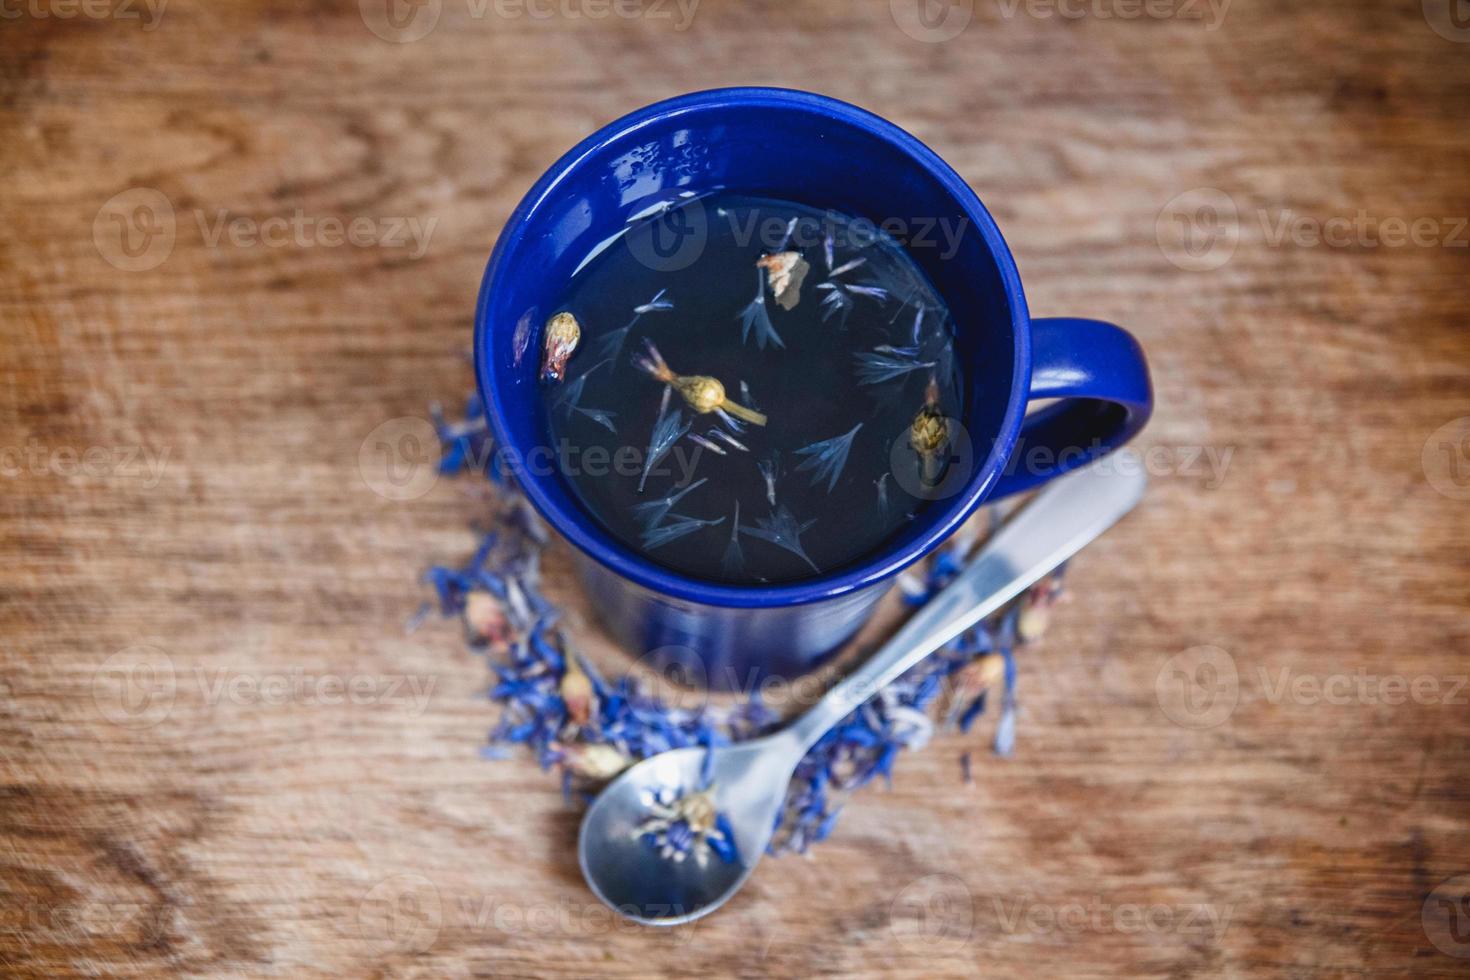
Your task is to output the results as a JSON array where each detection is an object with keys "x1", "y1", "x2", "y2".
[
  {"x1": 688, "y1": 432, "x2": 727, "y2": 456},
  {"x1": 758, "y1": 452, "x2": 780, "y2": 507},
  {"x1": 794, "y1": 422, "x2": 863, "y2": 493},
  {"x1": 720, "y1": 501, "x2": 746, "y2": 578},
  {"x1": 736, "y1": 270, "x2": 785, "y2": 350},
  {"x1": 540, "y1": 311, "x2": 581, "y2": 382},
  {"x1": 845, "y1": 283, "x2": 889, "y2": 302},
  {"x1": 741, "y1": 504, "x2": 819, "y2": 573},
  {"x1": 554, "y1": 360, "x2": 614, "y2": 431},
  {"x1": 710, "y1": 429, "x2": 748, "y2": 453},
  {"x1": 776, "y1": 216, "x2": 798, "y2": 250},
  {"x1": 640, "y1": 513, "x2": 726, "y2": 551},
  {"x1": 817, "y1": 282, "x2": 854, "y2": 327},
  {"x1": 713, "y1": 407, "x2": 746, "y2": 433},
  {"x1": 633, "y1": 339, "x2": 767, "y2": 426},
  {"x1": 630, "y1": 477, "x2": 709, "y2": 531},
  {"x1": 638, "y1": 402, "x2": 690, "y2": 494},
  {"x1": 634, "y1": 288, "x2": 674, "y2": 315},
  {"x1": 555, "y1": 372, "x2": 590, "y2": 415},
  {"x1": 571, "y1": 406, "x2": 617, "y2": 433},
  {"x1": 756, "y1": 251, "x2": 810, "y2": 311},
  {"x1": 853, "y1": 345, "x2": 936, "y2": 386},
  {"x1": 593, "y1": 289, "x2": 673, "y2": 363}
]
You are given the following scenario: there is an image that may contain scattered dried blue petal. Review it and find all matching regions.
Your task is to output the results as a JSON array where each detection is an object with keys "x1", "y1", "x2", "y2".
[
  {"x1": 737, "y1": 270, "x2": 785, "y2": 350},
  {"x1": 793, "y1": 423, "x2": 862, "y2": 493}
]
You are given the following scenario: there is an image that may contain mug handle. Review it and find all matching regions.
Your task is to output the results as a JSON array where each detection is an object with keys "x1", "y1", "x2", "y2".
[{"x1": 988, "y1": 317, "x2": 1153, "y2": 499}]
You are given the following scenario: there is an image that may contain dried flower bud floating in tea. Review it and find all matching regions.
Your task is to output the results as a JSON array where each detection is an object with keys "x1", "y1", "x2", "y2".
[
  {"x1": 540, "y1": 311, "x2": 582, "y2": 382},
  {"x1": 756, "y1": 251, "x2": 809, "y2": 310},
  {"x1": 632, "y1": 339, "x2": 767, "y2": 426},
  {"x1": 910, "y1": 377, "x2": 950, "y2": 487}
]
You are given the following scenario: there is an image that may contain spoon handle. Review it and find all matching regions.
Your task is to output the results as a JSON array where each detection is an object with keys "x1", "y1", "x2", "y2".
[{"x1": 787, "y1": 458, "x2": 1148, "y2": 753}]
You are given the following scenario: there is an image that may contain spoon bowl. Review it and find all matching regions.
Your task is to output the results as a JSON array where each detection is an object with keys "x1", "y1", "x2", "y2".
[{"x1": 577, "y1": 737, "x2": 797, "y2": 924}]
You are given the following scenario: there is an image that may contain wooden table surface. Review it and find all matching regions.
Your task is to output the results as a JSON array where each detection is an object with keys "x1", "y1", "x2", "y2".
[{"x1": 4, "y1": 0, "x2": 1469, "y2": 976}]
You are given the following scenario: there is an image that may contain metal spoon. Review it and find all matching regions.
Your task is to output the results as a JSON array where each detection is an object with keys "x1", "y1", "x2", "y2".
[{"x1": 577, "y1": 458, "x2": 1147, "y2": 926}]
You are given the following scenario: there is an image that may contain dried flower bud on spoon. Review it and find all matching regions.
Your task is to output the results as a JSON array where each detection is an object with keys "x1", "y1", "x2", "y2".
[
  {"x1": 540, "y1": 311, "x2": 582, "y2": 382},
  {"x1": 632, "y1": 339, "x2": 767, "y2": 426},
  {"x1": 755, "y1": 251, "x2": 809, "y2": 310}
]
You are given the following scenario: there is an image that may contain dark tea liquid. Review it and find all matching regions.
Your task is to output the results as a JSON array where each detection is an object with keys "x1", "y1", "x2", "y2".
[{"x1": 540, "y1": 194, "x2": 962, "y2": 584}]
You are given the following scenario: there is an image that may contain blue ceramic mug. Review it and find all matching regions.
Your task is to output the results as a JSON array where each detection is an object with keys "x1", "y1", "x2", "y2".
[{"x1": 475, "y1": 88, "x2": 1151, "y2": 688}]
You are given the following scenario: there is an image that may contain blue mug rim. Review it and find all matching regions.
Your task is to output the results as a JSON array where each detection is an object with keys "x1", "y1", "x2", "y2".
[{"x1": 474, "y1": 86, "x2": 1032, "y2": 609}]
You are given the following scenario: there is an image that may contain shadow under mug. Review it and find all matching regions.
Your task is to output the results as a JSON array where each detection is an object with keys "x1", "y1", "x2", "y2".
[{"x1": 475, "y1": 87, "x2": 1152, "y2": 689}]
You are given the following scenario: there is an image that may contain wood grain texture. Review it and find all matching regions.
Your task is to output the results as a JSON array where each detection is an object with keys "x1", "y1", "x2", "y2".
[{"x1": 2, "y1": 0, "x2": 1468, "y2": 976}]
